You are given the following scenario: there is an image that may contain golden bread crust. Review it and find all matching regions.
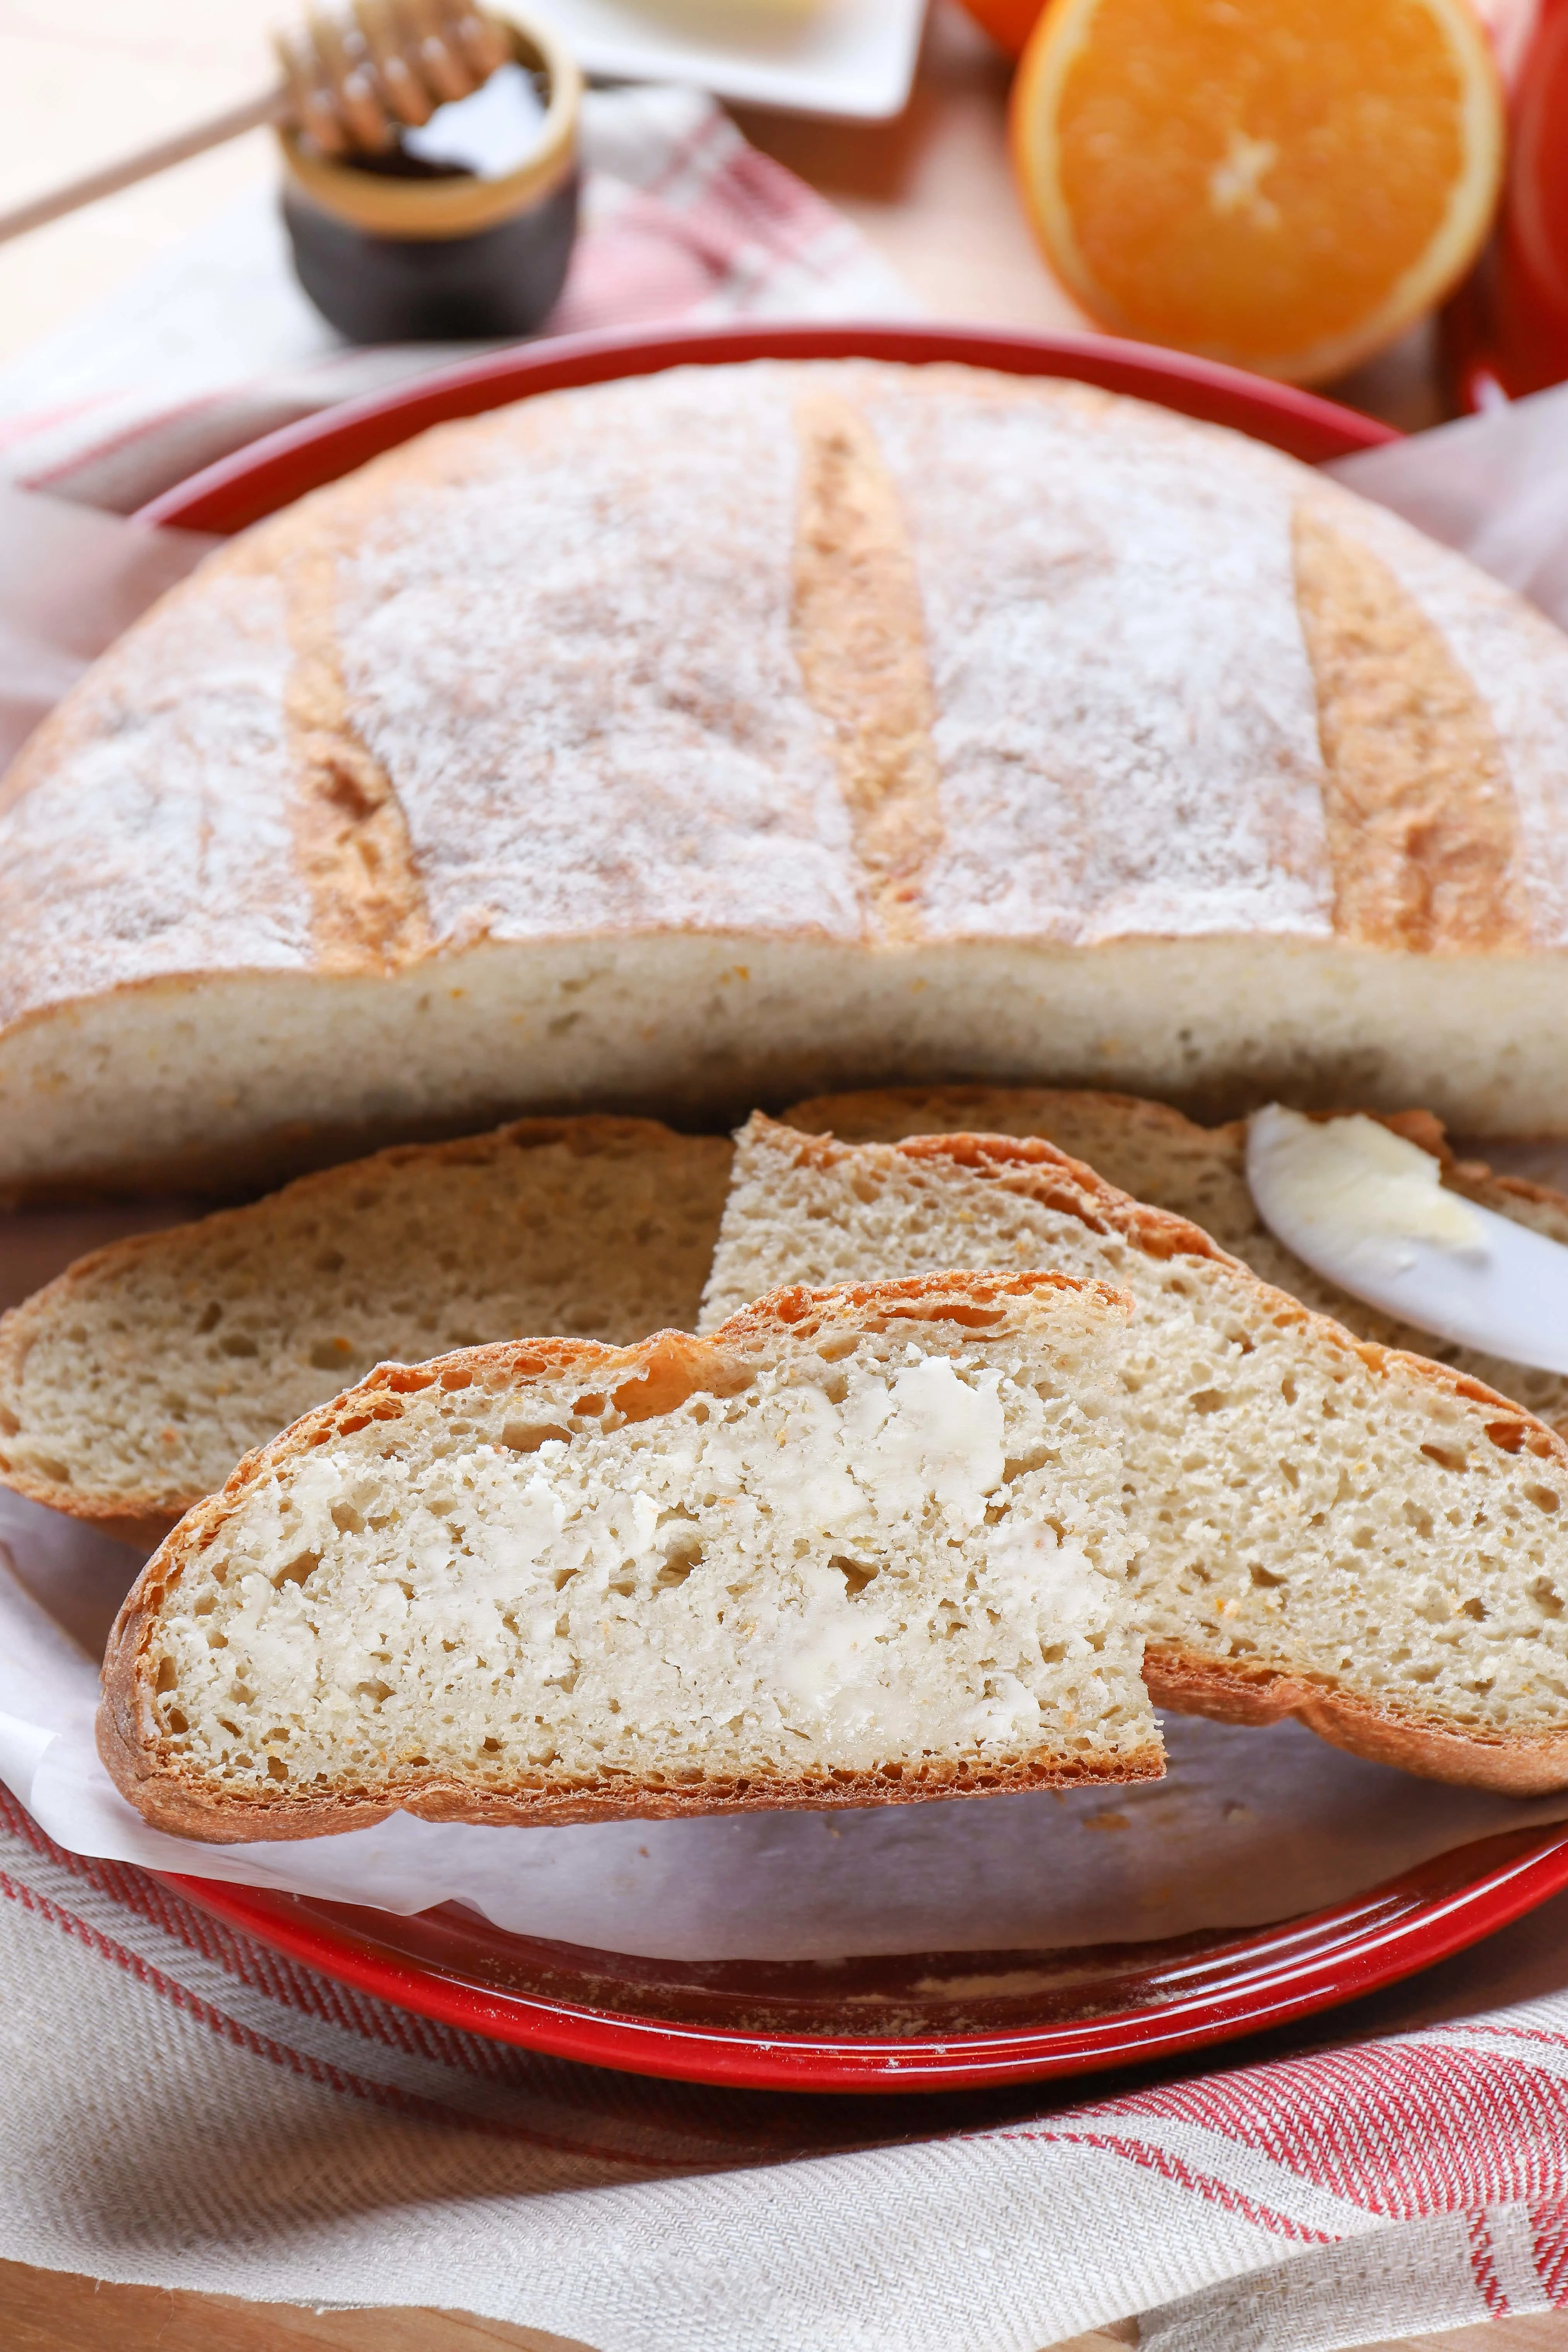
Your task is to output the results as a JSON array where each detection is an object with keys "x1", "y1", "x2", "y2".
[
  {"x1": 100, "y1": 1748, "x2": 1163, "y2": 1846},
  {"x1": 12, "y1": 364, "x2": 1568, "y2": 1196},
  {"x1": 1144, "y1": 1650, "x2": 1568, "y2": 1798}
]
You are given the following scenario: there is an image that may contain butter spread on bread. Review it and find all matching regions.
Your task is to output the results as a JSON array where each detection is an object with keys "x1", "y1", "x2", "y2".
[
  {"x1": 704, "y1": 1115, "x2": 1568, "y2": 1794},
  {"x1": 98, "y1": 1274, "x2": 1156, "y2": 1841}
]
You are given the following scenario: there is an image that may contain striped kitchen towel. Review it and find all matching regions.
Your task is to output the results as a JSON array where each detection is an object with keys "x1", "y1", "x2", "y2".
[{"x1": 5, "y1": 1772, "x2": 1568, "y2": 2352}]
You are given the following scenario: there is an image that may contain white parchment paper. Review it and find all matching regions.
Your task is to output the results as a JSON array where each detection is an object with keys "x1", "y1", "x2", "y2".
[
  {"x1": 0, "y1": 483, "x2": 217, "y2": 772},
  {"x1": 5, "y1": 381, "x2": 1568, "y2": 1961},
  {"x1": 9, "y1": 1484, "x2": 1568, "y2": 1962},
  {"x1": 5, "y1": 1196, "x2": 1568, "y2": 1963},
  {"x1": 1329, "y1": 380, "x2": 1568, "y2": 629}
]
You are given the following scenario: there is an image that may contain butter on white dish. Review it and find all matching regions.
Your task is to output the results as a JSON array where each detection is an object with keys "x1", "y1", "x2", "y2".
[
  {"x1": 1247, "y1": 1104, "x2": 1568, "y2": 1375},
  {"x1": 517, "y1": 1, "x2": 922, "y2": 120}
]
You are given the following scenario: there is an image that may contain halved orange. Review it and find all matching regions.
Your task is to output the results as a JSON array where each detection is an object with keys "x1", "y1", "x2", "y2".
[{"x1": 1010, "y1": 0, "x2": 1506, "y2": 383}]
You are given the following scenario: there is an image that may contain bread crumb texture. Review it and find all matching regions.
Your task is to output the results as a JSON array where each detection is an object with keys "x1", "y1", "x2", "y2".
[
  {"x1": 785, "y1": 1084, "x2": 1568, "y2": 1437},
  {"x1": 713, "y1": 1117, "x2": 1568, "y2": 1785},
  {"x1": 0, "y1": 1119, "x2": 733, "y2": 1538},
  {"x1": 105, "y1": 1276, "x2": 1159, "y2": 1837}
]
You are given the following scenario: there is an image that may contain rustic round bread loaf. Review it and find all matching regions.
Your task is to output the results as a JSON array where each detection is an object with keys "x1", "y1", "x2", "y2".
[{"x1": 3, "y1": 358, "x2": 1567, "y2": 1193}]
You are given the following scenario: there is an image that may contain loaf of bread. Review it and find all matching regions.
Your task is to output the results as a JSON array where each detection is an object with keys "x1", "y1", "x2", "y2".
[
  {"x1": 98, "y1": 1273, "x2": 1158, "y2": 1841},
  {"x1": 7, "y1": 360, "x2": 1568, "y2": 1196},
  {"x1": 0, "y1": 1116, "x2": 731, "y2": 1547},
  {"x1": 704, "y1": 1116, "x2": 1568, "y2": 1794},
  {"x1": 787, "y1": 1085, "x2": 1568, "y2": 1437}
]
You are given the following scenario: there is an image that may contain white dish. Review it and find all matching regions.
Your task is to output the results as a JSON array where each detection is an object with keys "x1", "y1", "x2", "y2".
[
  {"x1": 1247, "y1": 1105, "x2": 1568, "y2": 1377},
  {"x1": 526, "y1": 0, "x2": 929, "y2": 121}
]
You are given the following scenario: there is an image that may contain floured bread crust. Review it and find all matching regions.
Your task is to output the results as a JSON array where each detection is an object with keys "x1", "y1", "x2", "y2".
[
  {"x1": 709, "y1": 1116, "x2": 1568, "y2": 1795},
  {"x1": 10, "y1": 362, "x2": 1568, "y2": 1194},
  {"x1": 99, "y1": 1272, "x2": 1160, "y2": 1841}
]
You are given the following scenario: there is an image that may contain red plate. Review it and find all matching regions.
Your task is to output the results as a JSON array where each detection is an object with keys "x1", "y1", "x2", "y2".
[
  {"x1": 138, "y1": 320, "x2": 1396, "y2": 534},
  {"x1": 143, "y1": 320, "x2": 1522, "y2": 2095},
  {"x1": 163, "y1": 1823, "x2": 1568, "y2": 2093}
]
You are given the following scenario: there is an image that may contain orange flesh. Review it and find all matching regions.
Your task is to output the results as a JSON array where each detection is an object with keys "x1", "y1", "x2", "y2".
[{"x1": 1053, "y1": 0, "x2": 1469, "y2": 359}]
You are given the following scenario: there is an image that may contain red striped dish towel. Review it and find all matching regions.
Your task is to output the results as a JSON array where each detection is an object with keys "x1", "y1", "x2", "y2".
[{"x1": 5, "y1": 1776, "x2": 1568, "y2": 2349}]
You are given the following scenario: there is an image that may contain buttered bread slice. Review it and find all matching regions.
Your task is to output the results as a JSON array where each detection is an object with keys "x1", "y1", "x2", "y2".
[
  {"x1": 0, "y1": 1116, "x2": 732, "y2": 1548},
  {"x1": 787, "y1": 1085, "x2": 1568, "y2": 1439},
  {"x1": 704, "y1": 1116, "x2": 1568, "y2": 1794},
  {"x1": 99, "y1": 1272, "x2": 1156, "y2": 1842}
]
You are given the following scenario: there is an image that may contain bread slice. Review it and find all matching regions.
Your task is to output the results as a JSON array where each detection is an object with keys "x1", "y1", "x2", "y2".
[
  {"x1": 786, "y1": 1086, "x2": 1568, "y2": 1438},
  {"x1": 0, "y1": 1117, "x2": 732, "y2": 1549},
  {"x1": 98, "y1": 1272, "x2": 1157, "y2": 1843},
  {"x1": 704, "y1": 1116, "x2": 1568, "y2": 1794}
]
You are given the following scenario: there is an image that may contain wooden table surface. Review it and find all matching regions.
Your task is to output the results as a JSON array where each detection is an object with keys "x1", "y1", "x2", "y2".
[
  {"x1": 8, "y1": 2261, "x2": 1568, "y2": 2352},
  {"x1": 0, "y1": 3, "x2": 1554, "y2": 2346}
]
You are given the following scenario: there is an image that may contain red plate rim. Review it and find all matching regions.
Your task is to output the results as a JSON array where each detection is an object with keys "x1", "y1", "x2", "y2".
[
  {"x1": 145, "y1": 316, "x2": 1428, "y2": 2092},
  {"x1": 136, "y1": 318, "x2": 1396, "y2": 537},
  {"x1": 160, "y1": 1822, "x2": 1568, "y2": 2093}
]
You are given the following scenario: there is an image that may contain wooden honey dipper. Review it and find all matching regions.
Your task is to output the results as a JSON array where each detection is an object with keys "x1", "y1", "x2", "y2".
[{"x1": 0, "y1": 0, "x2": 515, "y2": 248}]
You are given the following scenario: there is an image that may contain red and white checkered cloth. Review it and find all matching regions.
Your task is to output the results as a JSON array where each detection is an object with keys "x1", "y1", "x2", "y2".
[{"x1": 7, "y1": 94, "x2": 1568, "y2": 2349}]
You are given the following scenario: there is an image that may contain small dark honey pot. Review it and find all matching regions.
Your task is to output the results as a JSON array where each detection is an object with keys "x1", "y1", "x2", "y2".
[{"x1": 277, "y1": 7, "x2": 582, "y2": 344}]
